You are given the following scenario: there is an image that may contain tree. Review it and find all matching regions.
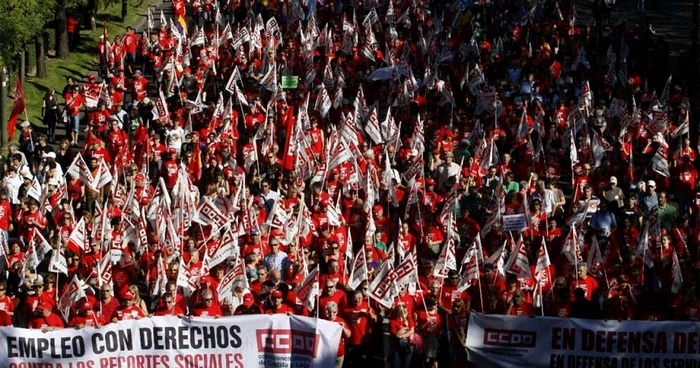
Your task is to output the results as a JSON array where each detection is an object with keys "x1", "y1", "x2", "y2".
[
  {"x1": 35, "y1": 32, "x2": 47, "y2": 78},
  {"x1": 0, "y1": 0, "x2": 49, "y2": 69},
  {"x1": 55, "y1": 0, "x2": 87, "y2": 59}
]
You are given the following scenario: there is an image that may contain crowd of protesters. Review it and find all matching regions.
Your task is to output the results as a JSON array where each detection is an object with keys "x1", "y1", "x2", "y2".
[{"x1": 0, "y1": 0, "x2": 697, "y2": 367}]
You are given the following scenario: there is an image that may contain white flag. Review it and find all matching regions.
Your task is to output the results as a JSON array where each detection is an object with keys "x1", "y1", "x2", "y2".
[
  {"x1": 505, "y1": 240, "x2": 532, "y2": 279},
  {"x1": 433, "y1": 238, "x2": 457, "y2": 278},
  {"x1": 348, "y1": 246, "x2": 369, "y2": 290},
  {"x1": 672, "y1": 250, "x2": 683, "y2": 294},
  {"x1": 368, "y1": 261, "x2": 397, "y2": 309},
  {"x1": 295, "y1": 266, "x2": 320, "y2": 312},
  {"x1": 58, "y1": 275, "x2": 86, "y2": 322}
]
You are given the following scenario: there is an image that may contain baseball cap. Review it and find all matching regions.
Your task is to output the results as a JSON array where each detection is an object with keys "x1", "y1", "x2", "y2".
[
  {"x1": 271, "y1": 290, "x2": 283, "y2": 298},
  {"x1": 647, "y1": 180, "x2": 656, "y2": 188},
  {"x1": 122, "y1": 291, "x2": 135, "y2": 300},
  {"x1": 609, "y1": 176, "x2": 617, "y2": 184},
  {"x1": 242, "y1": 293, "x2": 254, "y2": 307},
  {"x1": 483, "y1": 263, "x2": 495, "y2": 271}
]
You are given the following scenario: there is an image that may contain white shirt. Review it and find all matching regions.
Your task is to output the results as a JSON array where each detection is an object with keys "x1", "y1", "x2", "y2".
[
  {"x1": 3, "y1": 175, "x2": 22, "y2": 204},
  {"x1": 437, "y1": 161, "x2": 461, "y2": 188}
]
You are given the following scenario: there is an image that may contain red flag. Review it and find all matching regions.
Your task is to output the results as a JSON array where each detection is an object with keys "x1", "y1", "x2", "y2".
[
  {"x1": 7, "y1": 77, "x2": 25, "y2": 139},
  {"x1": 281, "y1": 105, "x2": 297, "y2": 171}
]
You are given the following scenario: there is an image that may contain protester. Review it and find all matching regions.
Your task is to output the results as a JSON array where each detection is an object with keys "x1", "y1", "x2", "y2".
[{"x1": 1, "y1": 0, "x2": 698, "y2": 366}]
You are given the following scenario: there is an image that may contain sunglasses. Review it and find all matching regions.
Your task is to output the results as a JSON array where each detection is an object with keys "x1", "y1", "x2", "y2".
[{"x1": 203, "y1": 298, "x2": 213, "y2": 302}]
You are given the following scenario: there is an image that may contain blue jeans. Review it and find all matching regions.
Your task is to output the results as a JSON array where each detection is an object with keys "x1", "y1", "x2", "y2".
[
  {"x1": 391, "y1": 338, "x2": 413, "y2": 368},
  {"x1": 70, "y1": 115, "x2": 80, "y2": 133}
]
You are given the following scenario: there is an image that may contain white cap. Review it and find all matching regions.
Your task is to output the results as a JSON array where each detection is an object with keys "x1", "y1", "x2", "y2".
[
  {"x1": 43, "y1": 152, "x2": 56, "y2": 159},
  {"x1": 609, "y1": 176, "x2": 617, "y2": 184},
  {"x1": 409, "y1": 148, "x2": 419, "y2": 156},
  {"x1": 647, "y1": 180, "x2": 656, "y2": 187},
  {"x1": 48, "y1": 179, "x2": 58, "y2": 186},
  {"x1": 20, "y1": 121, "x2": 30, "y2": 128}
]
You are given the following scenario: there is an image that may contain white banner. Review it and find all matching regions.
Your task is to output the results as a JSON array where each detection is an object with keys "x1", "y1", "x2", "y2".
[
  {"x1": 502, "y1": 214, "x2": 528, "y2": 231},
  {"x1": 0, "y1": 315, "x2": 341, "y2": 368},
  {"x1": 467, "y1": 313, "x2": 700, "y2": 368}
]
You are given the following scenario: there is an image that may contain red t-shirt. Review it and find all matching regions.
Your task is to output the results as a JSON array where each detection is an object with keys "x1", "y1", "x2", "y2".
[
  {"x1": 570, "y1": 276, "x2": 599, "y2": 300},
  {"x1": 111, "y1": 305, "x2": 145, "y2": 321},
  {"x1": 343, "y1": 301, "x2": 373, "y2": 346},
  {"x1": 29, "y1": 313, "x2": 65, "y2": 329},
  {"x1": 192, "y1": 304, "x2": 223, "y2": 317},
  {"x1": 0, "y1": 310, "x2": 11, "y2": 326},
  {"x1": 416, "y1": 309, "x2": 443, "y2": 336},
  {"x1": 123, "y1": 33, "x2": 139, "y2": 54}
]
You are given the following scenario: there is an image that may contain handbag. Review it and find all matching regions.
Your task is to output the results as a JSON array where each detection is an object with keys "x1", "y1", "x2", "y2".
[{"x1": 409, "y1": 332, "x2": 424, "y2": 353}]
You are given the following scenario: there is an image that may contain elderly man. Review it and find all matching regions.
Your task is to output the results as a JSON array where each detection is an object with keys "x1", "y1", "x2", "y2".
[{"x1": 436, "y1": 151, "x2": 461, "y2": 191}]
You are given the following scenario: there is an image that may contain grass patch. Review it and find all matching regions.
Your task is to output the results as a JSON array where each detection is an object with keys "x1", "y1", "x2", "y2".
[{"x1": 17, "y1": 0, "x2": 156, "y2": 129}]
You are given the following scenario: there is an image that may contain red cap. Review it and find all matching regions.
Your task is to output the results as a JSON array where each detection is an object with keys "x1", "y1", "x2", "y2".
[
  {"x1": 365, "y1": 245, "x2": 374, "y2": 252},
  {"x1": 118, "y1": 67, "x2": 124, "y2": 72},
  {"x1": 372, "y1": 204, "x2": 383, "y2": 214},
  {"x1": 168, "y1": 148, "x2": 177, "y2": 155},
  {"x1": 184, "y1": 67, "x2": 192, "y2": 74},
  {"x1": 38, "y1": 302, "x2": 52, "y2": 311},
  {"x1": 81, "y1": 301, "x2": 93, "y2": 310},
  {"x1": 242, "y1": 293, "x2": 254, "y2": 306},
  {"x1": 122, "y1": 291, "x2": 135, "y2": 300},
  {"x1": 88, "y1": 75, "x2": 95, "y2": 80},
  {"x1": 135, "y1": 173, "x2": 145, "y2": 182},
  {"x1": 271, "y1": 290, "x2": 283, "y2": 298},
  {"x1": 426, "y1": 178, "x2": 436, "y2": 186}
]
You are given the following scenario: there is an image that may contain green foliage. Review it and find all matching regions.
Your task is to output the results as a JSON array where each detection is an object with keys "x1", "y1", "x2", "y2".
[{"x1": 0, "y1": 0, "x2": 55, "y2": 68}]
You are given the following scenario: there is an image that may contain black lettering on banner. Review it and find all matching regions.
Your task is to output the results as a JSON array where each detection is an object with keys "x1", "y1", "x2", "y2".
[
  {"x1": 140, "y1": 328, "x2": 152, "y2": 349},
  {"x1": 164, "y1": 326, "x2": 177, "y2": 349},
  {"x1": 179, "y1": 326, "x2": 190, "y2": 349},
  {"x1": 229, "y1": 325, "x2": 242, "y2": 348},
  {"x1": 217, "y1": 326, "x2": 228, "y2": 348},
  {"x1": 153, "y1": 327, "x2": 164, "y2": 350},
  {"x1": 203, "y1": 326, "x2": 216, "y2": 348},
  {"x1": 191, "y1": 326, "x2": 202, "y2": 349}
]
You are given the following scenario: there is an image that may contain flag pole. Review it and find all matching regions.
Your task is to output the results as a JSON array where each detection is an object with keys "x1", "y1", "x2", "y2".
[{"x1": 476, "y1": 251, "x2": 484, "y2": 312}]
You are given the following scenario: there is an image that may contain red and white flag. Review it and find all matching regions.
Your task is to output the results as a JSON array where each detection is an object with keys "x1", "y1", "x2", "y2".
[
  {"x1": 98, "y1": 252, "x2": 113, "y2": 287},
  {"x1": 364, "y1": 106, "x2": 383, "y2": 144},
  {"x1": 586, "y1": 236, "x2": 604, "y2": 276},
  {"x1": 151, "y1": 256, "x2": 168, "y2": 297},
  {"x1": 314, "y1": 84, "x2": 332, "y2": 118},
  {"x1": 505, "y1": 239, "x2": 531, "y2": 279},
  {"x1": 196, "y1": 199, "x2": 229, "y2": 230},
  {"x1": 58, "y1": 275, "x2": 86, "y2": 321},
  {"x1": 348, "y1": 246, "x2": 369, "y2": 290},
  {"x1": 394, "y1": 252, "x2": 419, "y2": 287},
  {"x1": 368, "y1": 261, "x2": 397, "y2": 309},
  {"x1": 208, "y1": 226, "x2": 239, "y2": 268},
  {"x1": 295, "y1": 266, "x2": 320, "y2": 312},
  {"x1": 636, "y1": 222, "x2": 654, "y2": 268},
  {"x1": 535, "y1": 238, "x2": 552, "y2": 286},
  {"x1": 672, "y1": 250, "x2": 683, "y2": 294},
  {"x1": 66, "y1": 217, "x2": 87, "y2": 254},
  {"x1": 458, "y1": 241, "x2": 481, "y2": 291},
  {"x1": 218, "y1": 256, "x2": 248, "y2": 302},
  {"x1": 433, "y1": 237, "x2": 457, "y2": 278},
  {"x1": 486, "y1": 240, "x2": 507, "y2": 279},
  {"x1": 49, "y1": 249, "x2": 68, "y2": 275}
]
